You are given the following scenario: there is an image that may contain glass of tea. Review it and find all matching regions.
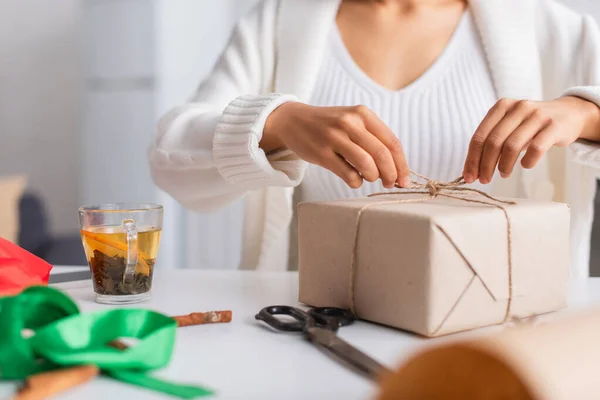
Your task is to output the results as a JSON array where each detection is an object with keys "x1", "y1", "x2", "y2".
[{"x1": 78, "y1": 203, "x2": 163, "y2": 304}]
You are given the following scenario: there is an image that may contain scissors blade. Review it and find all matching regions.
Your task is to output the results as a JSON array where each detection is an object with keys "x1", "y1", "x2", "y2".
[{"x1": 306, "y1": 327, "x2": 391, "y2": 381}]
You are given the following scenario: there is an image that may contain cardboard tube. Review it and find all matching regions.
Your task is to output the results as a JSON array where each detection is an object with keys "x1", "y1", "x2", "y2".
[{"x1": 377, "y1": 310, "x2": 600, "y2": 400}]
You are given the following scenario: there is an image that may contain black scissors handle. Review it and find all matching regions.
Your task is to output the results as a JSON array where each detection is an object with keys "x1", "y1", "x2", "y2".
[
  {"x1": 256, "y1": 305, "x2": 389, "y2": 382},
  {"x1": 255, "y1": 305, "x2": 310, "y2": 332},
  {"x1": 255, "y1": 305, "x2": 354, "y2": 332},
  {"x1": 309, "y1": 307, "x2": 355, "y2": 327}
]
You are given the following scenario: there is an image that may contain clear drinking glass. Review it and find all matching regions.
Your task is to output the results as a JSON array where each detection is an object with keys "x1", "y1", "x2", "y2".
[{"x1": 78, "y1": 203, "x2": 163, "y2": 304}]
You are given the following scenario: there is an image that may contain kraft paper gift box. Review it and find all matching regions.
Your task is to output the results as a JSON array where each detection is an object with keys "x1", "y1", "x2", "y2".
[{"x1": 297, "y1": 193, "x2": 570, "y2": 337}]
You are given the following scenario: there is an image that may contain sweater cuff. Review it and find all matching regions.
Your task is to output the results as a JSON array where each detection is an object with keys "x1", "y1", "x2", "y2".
[
  {"x1": 563, "y1": 87, "x2": 600, "y2": 169},
  {"x1": 563, "y1": 86, "x2": 600, "y2": 107},
  {"x1": 213, "y1": 94, "x2": 303, "y2": 186},
  {"x1": 569, "y1": 140, "x2": 600, "y2": 169}
]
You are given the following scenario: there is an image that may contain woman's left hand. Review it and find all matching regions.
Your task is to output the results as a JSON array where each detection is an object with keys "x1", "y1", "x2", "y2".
[{"x1": 463, "y1": 96, "x2": 600, "y2": 184}]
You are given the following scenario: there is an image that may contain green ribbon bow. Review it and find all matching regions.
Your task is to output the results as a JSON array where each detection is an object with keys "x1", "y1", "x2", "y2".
[{"x1": 0, "y1": 286, "x2": 213, "y2": 398}]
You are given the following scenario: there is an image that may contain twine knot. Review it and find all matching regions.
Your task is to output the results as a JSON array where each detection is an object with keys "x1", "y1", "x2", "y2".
[
  {"x1": 425, "y1": 179, "x2": 440, "y2": 196},
  {"x1": 400, "y1": 171, "x2": 467, "y2": 198}
]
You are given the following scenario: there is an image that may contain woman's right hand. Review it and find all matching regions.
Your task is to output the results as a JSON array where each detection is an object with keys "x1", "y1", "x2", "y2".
[{"x1": 261, "y1": 102, "x2": 410, "y2": 188}]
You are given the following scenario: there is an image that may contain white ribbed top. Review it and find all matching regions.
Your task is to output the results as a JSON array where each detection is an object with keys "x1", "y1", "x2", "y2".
[{"x1": 300, "y1": 10, "x2": 497, "y2": 201}]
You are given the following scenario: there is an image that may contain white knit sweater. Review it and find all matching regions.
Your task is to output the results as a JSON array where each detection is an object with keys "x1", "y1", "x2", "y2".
[
  {"x1": 149, "y1": 0, "x2": 600, "y2": 277},
  {"x1": 302, "y1": 10, "x2": 496, "y2": 201}
]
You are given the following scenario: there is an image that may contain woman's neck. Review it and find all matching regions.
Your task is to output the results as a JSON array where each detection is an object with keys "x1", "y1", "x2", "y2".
[
  {"x1": 373, "y1": 0, "x2": 465, "y2": 4},
  {"x1": 353, "y1": 0, "x2": 467, "y2": 13},
  {"x1": 337, "y1": 0, "x2": 468, "y2": 90}
]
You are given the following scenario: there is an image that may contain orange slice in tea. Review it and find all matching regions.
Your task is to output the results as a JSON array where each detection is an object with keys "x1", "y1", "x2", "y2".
[{"x1": 81, "y1": 230, "x2": 151, "y2": 276}]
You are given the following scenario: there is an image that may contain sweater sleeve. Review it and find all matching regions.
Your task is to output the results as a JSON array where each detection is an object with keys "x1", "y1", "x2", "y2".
[
  {"x1": 562, "y1": 14, "x2": 600, "y2": 169},
  {"x1": 147, "y1": 0, "x2": 307, "y2": 213},
  {"x1": 541, "y1": 2, "x2": 600, "y2": 168}
]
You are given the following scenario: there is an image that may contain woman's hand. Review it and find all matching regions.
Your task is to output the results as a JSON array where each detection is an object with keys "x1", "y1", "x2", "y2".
[
  {"x1": 463, "y1": 96, "x2": 600, "y2": 184},
  {"x1": 262, "y1": 102, "x2": 410, "y2": 188}
]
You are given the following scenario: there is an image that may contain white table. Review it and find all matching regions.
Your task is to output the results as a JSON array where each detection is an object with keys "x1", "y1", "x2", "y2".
[
  {"x1": 47, "y1": 266, "x2": 91, "y2": 283},
  {"x1": 3, "y1": 271, "x2": 600, "y2": 400}
]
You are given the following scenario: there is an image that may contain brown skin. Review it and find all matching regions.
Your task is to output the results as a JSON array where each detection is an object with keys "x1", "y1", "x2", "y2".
[
  {"x1": 463, "y1": 96, "x2": 600, "y2": 184},
  {"x1": 263, "y1": 103, "x2": 408, "y2": 188},
  {"x1": 261, "y1": 0, "x2": 600, "y2": 188}
]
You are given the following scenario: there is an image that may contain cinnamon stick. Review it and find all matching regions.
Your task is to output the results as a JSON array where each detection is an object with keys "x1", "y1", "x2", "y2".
[
  {"x1": 107, "y1": 311, "x2": 232, "y2": 350},
  {"x1": 14, "y1": 365, "x2": 99, "y2": 400},
  {"x1": 107, "y1": 339, "x2": 129, "y2": 351},
  {"x1": 173, "y1": 310, "x2": 233, "y2": 327}
]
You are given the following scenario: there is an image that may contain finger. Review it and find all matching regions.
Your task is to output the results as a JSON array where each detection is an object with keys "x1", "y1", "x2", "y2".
[
  {"x1": 478, "y1": 100, "x2": 536, "y2": 184},
  {"x1": 356, "y1": 106, "x2": 410, "y2": 187},
  {"x1": 497, "y1": 112, "x2": 550, "y2": 178},
  {"x1": 463, "y1": 98, "x2": 518, "y2": 183},
  {"x1": 346, "y1": 125, "x2": 398, "y2": 188},
  {"x1": 521, "y1": 125, "x2": 557, "y2": 169},
  {"x1": 321, "y1": 151, "x2": 364, "y2": 189},
  {"x1": 334, "y1": 139, "x2": 379, "y2": 183}
]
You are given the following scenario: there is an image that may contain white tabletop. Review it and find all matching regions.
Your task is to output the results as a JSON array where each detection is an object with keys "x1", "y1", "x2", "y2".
[
  {"x1": 3, "y1": 271, "x2": 600, "y2": 400},
  {"x1": 51, "y1": 266, "x2": 91, "y2": 274},
  {"x1": 47, "y1": 266, "x2": 91, "y2": 284}
]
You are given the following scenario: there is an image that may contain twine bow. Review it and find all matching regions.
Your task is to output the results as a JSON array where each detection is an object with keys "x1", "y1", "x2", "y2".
[
  {"x1": 349, "y1": 171, "x2": 517, "y2": 335},
  {"x1": 370, "y1": 171, "x2": 513, "y2": 204}
]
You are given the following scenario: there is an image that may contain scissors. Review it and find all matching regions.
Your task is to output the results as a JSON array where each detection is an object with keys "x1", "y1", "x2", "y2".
[{"x1": 255, "y1": 305, "x2": 391, "y2": 380}]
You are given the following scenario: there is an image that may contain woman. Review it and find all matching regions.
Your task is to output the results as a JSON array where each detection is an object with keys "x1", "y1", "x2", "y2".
[{"x1": 149, "y1": 0, "x2": 600, "y2": 277}]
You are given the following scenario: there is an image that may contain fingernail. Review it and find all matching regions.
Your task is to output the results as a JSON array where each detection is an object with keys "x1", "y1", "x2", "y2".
[
  {"x1": 463, "y1": 173, "x2": 473, "y2": 183},
  {"x1": 401, "y1": 177, "x2": 411, "y2": 188},
  {"x1": 500, "y1": 172, "x2": 508, "y2": 179}
]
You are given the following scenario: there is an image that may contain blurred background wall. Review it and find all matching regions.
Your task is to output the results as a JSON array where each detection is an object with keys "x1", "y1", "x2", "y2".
[
  {"x1": 0, "y1": 0, "x2": 82, "y2": 235},
  {"x1": 0, "y1": 0, "x2": 598, "y2": 273}
]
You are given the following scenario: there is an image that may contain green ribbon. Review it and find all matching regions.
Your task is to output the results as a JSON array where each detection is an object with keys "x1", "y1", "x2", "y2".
[{"x1": 0, "y1": 286, "x2": 213, "y2": 398}]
